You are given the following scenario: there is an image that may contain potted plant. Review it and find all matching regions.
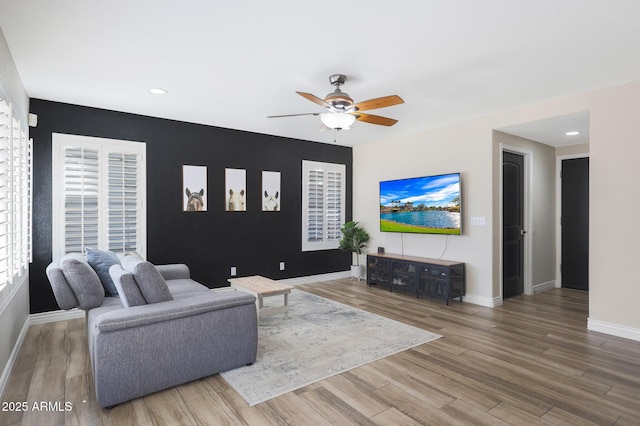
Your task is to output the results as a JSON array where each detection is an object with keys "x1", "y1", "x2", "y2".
[{"x1": 339, "y1": 221, "x2": 370, "y2": 279}]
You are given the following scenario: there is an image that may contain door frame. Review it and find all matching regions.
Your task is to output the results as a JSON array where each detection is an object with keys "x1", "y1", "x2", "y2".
[
  {"x1": 555, "y1": 152, "x2": 590, "y2": 288},
  {"x1": 500, "y1": 144, "x2": 533, "y2": 298}
]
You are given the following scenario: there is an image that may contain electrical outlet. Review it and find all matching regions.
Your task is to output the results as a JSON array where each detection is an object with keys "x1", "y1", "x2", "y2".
[
  {"x1": 279, "y1": 262, "x2": 285, "y2": 271},
  {"x1": 230, "y1": 266, "x2": 237, "y2": 276}
]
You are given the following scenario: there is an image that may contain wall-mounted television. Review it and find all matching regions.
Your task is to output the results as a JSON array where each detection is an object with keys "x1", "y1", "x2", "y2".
[{"x1": 379, "y1": 172, "x2": 462, "y2": 235}]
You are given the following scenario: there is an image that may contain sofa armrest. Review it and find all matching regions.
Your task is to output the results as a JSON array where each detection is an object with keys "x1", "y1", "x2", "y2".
[
  {"x1": 155, "y1": 263, "x2": 190, "y2": 280},
  {"x1": 92, "y1": 290, "x2": 255, "y2": 333}
]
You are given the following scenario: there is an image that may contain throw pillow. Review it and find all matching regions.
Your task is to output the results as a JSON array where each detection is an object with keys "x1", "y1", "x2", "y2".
[
  {"x1": 109, "y1": 264, "x2": 147, "y2": 307},
  {"x1": 59, "y1": 253, "x2": 105, "y2": 310},
  {"x1": 121, "y1": 259, "x2": 173, "y2": 304},
  {"x1": 86, "y1": 248, "x2": 120, "y2": 297}
]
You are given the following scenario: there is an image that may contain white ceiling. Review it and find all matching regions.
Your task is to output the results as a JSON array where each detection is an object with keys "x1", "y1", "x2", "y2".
[{"x1": 1, "y1": 1, "x2": 639, "y2": 147}]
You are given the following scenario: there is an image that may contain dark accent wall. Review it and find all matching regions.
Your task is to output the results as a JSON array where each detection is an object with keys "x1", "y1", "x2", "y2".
[{"x1": 29, "y1": 99, "x2": 352, "y2": 314}]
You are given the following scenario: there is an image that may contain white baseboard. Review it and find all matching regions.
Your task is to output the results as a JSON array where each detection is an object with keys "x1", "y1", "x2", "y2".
[
  {"x1": 279, "y1": 271, "x2": 351, "y2": 286},
  {"x1": 29, "y1": 308, "x2": 85, "y2": 325},
  {"x1": 0, "y1": 316, "x2": 30, "y2": 400},
  {"x1": 462, "y1": 293, "x2": 503, "y2": 308},
  {"x1": 533, "y1": 280, "x2": 557, "y2": 294},
  {"x1": 587, "y1": 318, "x2": 640, "y2": 342}
]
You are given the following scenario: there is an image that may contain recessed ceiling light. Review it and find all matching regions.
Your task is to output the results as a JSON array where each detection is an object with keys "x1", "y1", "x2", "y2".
[
  {"x1": 149, "y1": 88, "x2": 167, "y2": 95},
  {"x1": 565, "y1": 131, "x2": 580, "y2": 136}
]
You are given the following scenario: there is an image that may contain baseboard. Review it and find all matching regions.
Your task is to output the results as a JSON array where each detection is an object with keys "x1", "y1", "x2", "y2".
[
  {"x1": 587, "y1": 318, "x2": 640, "y2": 342},
  {"x1": 533, "y1": 280, "x2": 556, "y2": 294},
  {"x1": 29, "y1": 308, "x2": 84, "y2": 325},
  {"x1": 0, "y1": 314, "x2": 30, "y2": 400},
  {"x1": 461, "y1": 293, "x2": 502, "y2": 308},
  {"x1": 279, "y1": 271, "x2": 351, "y2": 286}
]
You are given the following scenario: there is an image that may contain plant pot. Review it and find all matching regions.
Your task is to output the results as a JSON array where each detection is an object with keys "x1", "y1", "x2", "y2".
[{"x1": 351, "y1": 265, "x2": 363, "y2": 280}]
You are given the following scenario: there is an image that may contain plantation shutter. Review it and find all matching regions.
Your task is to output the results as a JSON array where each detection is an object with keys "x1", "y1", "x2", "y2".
[
  {"x1": 302, "y1": 160, "x2": 346, "y2": 251},
  {"x1": 52, "y1": 134, "x2": 146, "y2": 260},
  {"x1": 63, "y1": 147, "x2": 100, "y2": 254},
  {"x1": 306, "y1": 169, "x2": 324, "y2": 242},
  {"x1": 326, "y1": 170, "x2": 343, "y2": 241},
  {"x1": 11, "y1": 119, "x2": 30, "y2": 275},
  {"x1": 107, "y1": 152, "x2": 139, "y2": 252},
  {"x1": 0, "y1": 97, "x2": 32, "y2": 294},
  {"x1": 0, "y1": 100, "x2": 10, "y2": 288}
]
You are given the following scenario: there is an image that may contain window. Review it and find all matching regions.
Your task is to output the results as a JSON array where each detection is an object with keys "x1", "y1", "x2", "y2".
[
  {"x1": 301, "y1": 160, "x2": 346, "y2": 251},
  {"x1": 52, "y1": 134, "x2": 146, "y2": 260},
  {"x1": 0, "y1": 98, "x2": 32, "y2": 295}
]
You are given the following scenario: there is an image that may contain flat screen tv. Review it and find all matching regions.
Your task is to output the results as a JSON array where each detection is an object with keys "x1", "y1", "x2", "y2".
[{"x1": 380, "y1": 172, "x2": 461, "y2": 235}]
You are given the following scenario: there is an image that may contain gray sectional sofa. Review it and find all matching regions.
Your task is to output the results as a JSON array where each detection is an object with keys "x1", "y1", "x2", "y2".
[{"x1": 46, "y1": 251, "x2": 258, "y2": 408}]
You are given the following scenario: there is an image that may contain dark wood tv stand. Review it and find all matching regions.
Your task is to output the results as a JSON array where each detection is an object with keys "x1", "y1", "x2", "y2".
[{"x1": 366, "y1": 253, "x2": 465, "y2": 305}]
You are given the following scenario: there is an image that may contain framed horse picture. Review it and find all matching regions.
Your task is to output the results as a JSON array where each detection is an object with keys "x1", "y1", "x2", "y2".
[
  {"x1": 183, "y1": 165, "x2": 207, "y2": 212},
  {"x1": 262, "y1": 171, "x2": 280, "y2": 211},
  {"x1": 225, "y1": 168, "x2": 247, "y2": 211}
]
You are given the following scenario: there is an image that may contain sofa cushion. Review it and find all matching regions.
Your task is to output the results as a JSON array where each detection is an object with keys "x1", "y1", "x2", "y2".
[
  {"x1": 46, "y1": 262, "x2": 79, "y2": 310},
  {"x1": 166, "y1": 278, "x2": 209, "y2": 296},
  {"x1": 121, "y1": 257, "x2": 173, "y2": 304},
  {"x1": 109, "y1": 264, "x2": 147, "y2": 307},
  {"x1": 59, "y1": 253, "x2": 105, "y2": 310},
  {"x1": 86, "y1": 248, "x2": 120, "y2": 297}
]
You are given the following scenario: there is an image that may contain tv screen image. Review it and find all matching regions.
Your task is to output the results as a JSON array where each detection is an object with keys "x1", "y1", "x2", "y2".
[{"x1": 379, "y1": 173, "x2": 461, "y2": 235}]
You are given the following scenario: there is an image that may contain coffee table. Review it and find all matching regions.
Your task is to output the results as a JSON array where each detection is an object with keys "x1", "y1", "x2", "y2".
[{"x1": 227, "y1": 275, "x2": 293, "y2": 319}]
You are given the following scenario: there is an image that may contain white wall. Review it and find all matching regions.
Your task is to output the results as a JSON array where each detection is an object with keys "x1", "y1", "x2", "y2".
[
  {"x1": 354, "y1": 80, "x2": 640, "y2": 339},
  {"x1": 354, "y1": 117, "x2": 496, "y2": 306},
  {"x1": 493, "y1": 131, "x2": 557, "y2": 293},
  {"x1": 0, "y1": 28, "x2": 30, "y2": 397}
]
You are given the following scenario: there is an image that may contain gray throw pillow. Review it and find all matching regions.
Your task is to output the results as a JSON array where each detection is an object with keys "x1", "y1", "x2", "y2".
[
  {"x1": 121, "y1": 258, "x2": 173, "y2": 304},
  {"x1": 109, "y1": 264, "x2": 146, "y2": 307},
  {"x1": 59, "y1": 253, "x2": 105, "y2": 310},
  {"x1": 86, "y1": 248, "x2": 120, "y2": 297}
]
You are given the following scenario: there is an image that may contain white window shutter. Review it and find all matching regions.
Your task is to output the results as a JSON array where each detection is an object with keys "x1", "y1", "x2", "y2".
[
  {"x1": 107, "y1": 152, "x2": 140, "y2": 253},
  {"x1": 306, "y1": 169, "x2": 324, "y2": 242},
  {"x1": 0, "y1": 97, "x2": 32, "y2": 294},
  {"x1": 63, "y1": 147, "x2": 100, "y2": 254},
  {"x1": 0, "y1": 100, "x2": 10, "y2": 288},
  {"x1": 52, "y1": 134, "x2": 146, "y2": 260},
  {"x1": 302, "y1": 160, "x2": 346, "y2": 251}
]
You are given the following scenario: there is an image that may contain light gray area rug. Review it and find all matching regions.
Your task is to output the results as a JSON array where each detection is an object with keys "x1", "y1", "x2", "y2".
[{"x1": 221, "y1": 289, "x2": 442, "y2": 406}]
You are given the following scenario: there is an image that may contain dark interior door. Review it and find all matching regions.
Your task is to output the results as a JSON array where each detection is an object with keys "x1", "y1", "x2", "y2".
[
  {"x1": 561, "y1": 157, "x2": 589, "y2": 291},
  {"x1": 503, "y1": 152, "x2": 525, "y2": 298}
]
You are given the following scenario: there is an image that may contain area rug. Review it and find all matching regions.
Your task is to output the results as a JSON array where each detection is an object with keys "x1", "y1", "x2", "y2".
[{"x1": 220, "y1": 289, "x2": 442, "y2": 406}]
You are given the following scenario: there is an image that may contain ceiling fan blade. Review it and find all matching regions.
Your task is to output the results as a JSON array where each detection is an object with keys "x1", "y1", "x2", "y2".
[
  {"x1": 352, "y1": 112, "x2": 398, "y2": 126},
  {"x1": 267, "y1": 112, "x2": 320, "y2": 118},
  {"x1": 296, "y1": 91, "x2": 331, "y2": 108},
  {"x1": 353, "y1": 95, "x2": 404, "y2": 112}
]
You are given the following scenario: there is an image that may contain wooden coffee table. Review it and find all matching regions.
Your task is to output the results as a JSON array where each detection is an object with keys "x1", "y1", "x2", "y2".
[{"x1": 227, "y1": 275, "x2": 293, "y2": 319}]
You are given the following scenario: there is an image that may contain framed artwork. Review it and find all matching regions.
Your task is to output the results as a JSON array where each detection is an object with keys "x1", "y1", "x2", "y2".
[
  {"x1": 225, "y1": 168, "x2": 246, "y2": 211},
  {"x1": 183, "y1": 165, "x2": 207, "y2": 211},
  {"x1": 262, "y1": 171, "x2": 281, "y2": 211}
]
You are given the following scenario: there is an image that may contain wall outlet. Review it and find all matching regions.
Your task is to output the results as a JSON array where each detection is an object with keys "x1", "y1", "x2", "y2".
[
  {"x1": 230, "y1": 266, "x2": 237, "y2": 276},
  {"x1": 279, "y1": 262, "x2": 285, "y2": 271},
  {"x1": 470, "y1": 216, "x2": 486, "y2": 226}
]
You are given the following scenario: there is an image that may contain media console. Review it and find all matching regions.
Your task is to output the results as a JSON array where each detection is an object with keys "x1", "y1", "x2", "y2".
[{"x1": 366, "y1": 253, "x2": 465, "y2": 305}]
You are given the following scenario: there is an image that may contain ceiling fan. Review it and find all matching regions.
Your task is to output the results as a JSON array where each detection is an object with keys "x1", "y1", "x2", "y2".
[{"x1": 268, "y1": 74, "x2": 404, "y2": 130}]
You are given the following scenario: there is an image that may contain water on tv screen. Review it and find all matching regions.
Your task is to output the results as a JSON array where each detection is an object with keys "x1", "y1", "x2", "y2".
[{"x1": 379, "y1": 173, "x2": 461, "y2": 235}]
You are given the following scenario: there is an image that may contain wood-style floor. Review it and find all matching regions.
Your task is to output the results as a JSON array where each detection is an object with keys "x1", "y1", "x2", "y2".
[{"x1": 2, "y1": 279, "x2": 640, "y2": 425}]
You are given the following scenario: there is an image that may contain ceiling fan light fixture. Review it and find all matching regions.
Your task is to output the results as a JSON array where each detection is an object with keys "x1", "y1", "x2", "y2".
[
  {"x1": 324, "y1": 89, "x2": 354, "y2": 109},
  {"x1": 320, "y1": 112, "x2": 356, "y2": 130}
]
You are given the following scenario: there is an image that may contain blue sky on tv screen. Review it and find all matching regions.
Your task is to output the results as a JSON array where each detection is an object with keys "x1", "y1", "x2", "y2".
[{"x1": 380, "y1": 173, "x2": 460, "y2": 207}]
